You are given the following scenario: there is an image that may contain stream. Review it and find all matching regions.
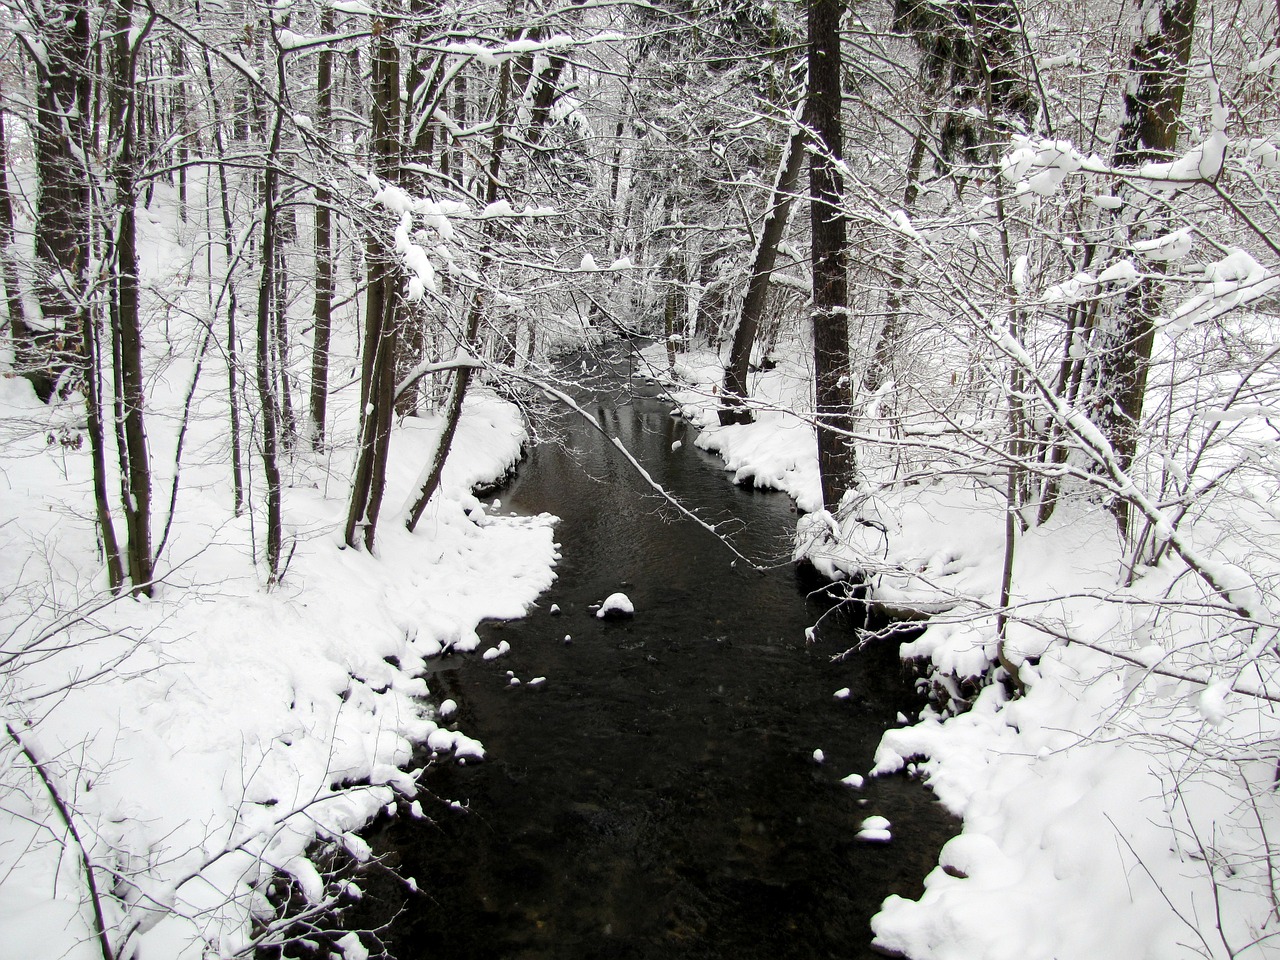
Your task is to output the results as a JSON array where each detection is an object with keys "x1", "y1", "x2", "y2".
[{"x1": 347, "y1": 348, "x2": 956, "y2": 959}]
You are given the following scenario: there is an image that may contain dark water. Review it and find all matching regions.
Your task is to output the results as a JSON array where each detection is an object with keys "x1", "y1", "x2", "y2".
[{"x1": 348, "y1": 350, "x2": 954, "y2": 959}]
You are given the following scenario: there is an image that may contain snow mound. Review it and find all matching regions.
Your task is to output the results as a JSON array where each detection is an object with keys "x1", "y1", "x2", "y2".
[
  {"x1": 857, "y1": 815, "x2": 892, "y2": 843},
  {"x1": 596, "y1": 592, "x2": 635, "y2": 618}
]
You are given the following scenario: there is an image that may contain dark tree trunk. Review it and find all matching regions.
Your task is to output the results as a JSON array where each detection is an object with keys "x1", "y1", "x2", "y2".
[
  {"x1": 526, "y1": 54, "x2": 568, "y2": 146},
  {"x1": 310, "y1": 6, "x2": 335, "y2": 450},
  {"x1": 0, "y1": 93, "x2": 28, "y2": 338},
  {"x1": 345, "y1": 25, "x2": 402, "y2": 551},
  {"x1": 405, "y1": 58, "x2": 513, "y2": 532},
  {"x1": 108, "y1": 0, "x2": 154, "y2": 595},
  {"x1": 83, "y1": 306, "x2": 127, "y2": 593},
  {"x1": 24, "y1": 0, "x2": 92, "y2": 401},
  {"x1": 200, "y1": 38, "x2": 245, "y2": 513},
  {"x1": 719, "y1": 109, "x2": 807, "y2": 426},
  {"x1": 808, "y1": 0, "x2": 857, "y2": 512},
  {"x1": 1091, "y1": 0, "x2": 1197, "y2": 533},
  {"x1": 255, "y1": 40, "x2": 289, "y2": 579}
]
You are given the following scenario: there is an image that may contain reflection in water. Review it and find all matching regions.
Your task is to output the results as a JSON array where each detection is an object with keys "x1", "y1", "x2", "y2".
[{"x1": 348, "y1": 350, "x2": 954, "y2": 959}]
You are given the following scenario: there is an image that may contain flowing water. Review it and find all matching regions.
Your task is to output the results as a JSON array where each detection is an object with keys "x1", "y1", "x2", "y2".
[{"x1": 348, "y1": 348, "x2": 955, "y2": 959}]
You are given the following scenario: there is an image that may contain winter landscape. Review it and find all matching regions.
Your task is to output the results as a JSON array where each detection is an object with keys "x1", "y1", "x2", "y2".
[{"x1": 3, "y1": 0, "x2": 1280, "y2": 957}]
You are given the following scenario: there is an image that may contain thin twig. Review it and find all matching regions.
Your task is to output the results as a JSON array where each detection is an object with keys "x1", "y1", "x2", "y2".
[{"x1": 6, "y1": 724, "x2": 116, "y2": 960}]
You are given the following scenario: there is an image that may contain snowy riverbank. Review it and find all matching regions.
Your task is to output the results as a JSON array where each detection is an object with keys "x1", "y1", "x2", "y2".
[
  {"x1": 652, "y1": 340, "x2": 1280, "y2": 960},
  {"x1": 0, "y1": 377, "x2": 557, "y2": 958}
]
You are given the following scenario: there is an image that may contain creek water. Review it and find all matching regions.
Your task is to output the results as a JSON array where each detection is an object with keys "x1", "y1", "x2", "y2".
[{"x1": 348, "y1": 349, "x2": 955, "y2": 959}]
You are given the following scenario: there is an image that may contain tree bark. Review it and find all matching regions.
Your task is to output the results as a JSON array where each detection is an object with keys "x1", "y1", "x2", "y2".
[
  {"x1": 309, "y1": 6, "x2": 335, "y2": 450},
  {"x1": 23, "y1": 0, "x2": 92, "y2": 401},
  {"x1": 108, "y1": 0, "x2": 154, "y2": 595},
  {"x1": 1092, "y1": 0, "x2": 1197, "y2": 534},
  {"x1": 719, "y1": 105, "x2": 807, "y2": 425},
  {"x1": 345, "y1": 24, "x2": 402, "y2": 551},
  {"x1": 808, "y1": 0, "x2": 857, "y2": 512}
]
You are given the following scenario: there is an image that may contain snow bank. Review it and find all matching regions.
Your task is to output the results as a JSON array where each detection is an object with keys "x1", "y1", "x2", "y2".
[
  {"x1": 645, "y1": 345, "x2": 824, "y2": 512},
  {"x1": 1, "y1": 391, "x2": 555, "y2": 959},
  {"x1": 655, "y1": 338, "x2": 1280, "y2": 960},
  {"x1": 0, "y1": 182, "x2": 557, "y2": 959}
]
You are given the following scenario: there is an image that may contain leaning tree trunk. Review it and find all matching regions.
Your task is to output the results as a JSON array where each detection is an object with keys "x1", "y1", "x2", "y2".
[
  {"x1": 808, "y1": 0, "x2": 857, "y2": 512},
  {"x1": 719, "y1": 101, "x2": 808, "y2": 426},
  {"x1": 405, "y1": 57, "x2": 513, "y2": 532},
  {"x1": 1091, "y1": 0, "x2": 1197, "y2": 535}
]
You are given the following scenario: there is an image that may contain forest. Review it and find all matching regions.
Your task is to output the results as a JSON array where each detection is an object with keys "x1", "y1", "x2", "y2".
[{"x1": 2, "y1": 0, "x2": 1280, "y2": 955}]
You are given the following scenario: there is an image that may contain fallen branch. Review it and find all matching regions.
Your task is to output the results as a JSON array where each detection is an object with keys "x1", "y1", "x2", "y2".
[{"x1": 7, "y1": 723, "x2": 116, "y2": 960}]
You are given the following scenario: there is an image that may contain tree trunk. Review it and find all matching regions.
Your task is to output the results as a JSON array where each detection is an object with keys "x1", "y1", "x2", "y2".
[
  {"x1": 255, "y1": 42, "x2": 289, "y2": 579},
  {"x1": 1092, "y1": 0, "x2": 1197, "y2": 534},
  {"x1": 109, "y1": 0, "x2": 154, "y2": 595},
  {"x1": 200, "y1": 39, "x2": 245, "y2": 514},
  {"x1": 808, "y1": 0, "x2": 857, "y2": 512},
  {"x1": 0, "y1": 92, "x2": 28, "y2": 338},
  {"x1": 23, "y1": 0, "x2": 92, "y2": 401},
  {"x1": 865, "y1": 122, "x2": 928, "y2": 395},
  {"x1": 82, "y1": 304, "x2": 126, "y2": 593},
  {"x1": 719, "y1": 105, "x2": 807, "y2": 425},
  {"x1": 309, "y1": 6, "x2": 335, "y2": 450},
  {"x1": 344, "y1": 24, "x2": 402, "y2": 551},
  {"x1": 405, "y1": 58, "x2": 513, "y2": 531},
  {"x1": 526, "y1": 53, "x2": 568, "y2": 147}
]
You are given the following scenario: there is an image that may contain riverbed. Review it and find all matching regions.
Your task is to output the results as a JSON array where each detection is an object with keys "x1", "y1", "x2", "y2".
[{"x1": 346, "y1": 350, "x2": 954, "y2": 959}]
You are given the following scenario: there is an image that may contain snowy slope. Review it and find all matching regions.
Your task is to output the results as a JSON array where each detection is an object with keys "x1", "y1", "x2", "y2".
[
  {"x1": 658, "y1": 339, "x2": 1280, "y2": 960},
  {"x1": 0, "y1": 182, "x2": 558, "y2": 959}
]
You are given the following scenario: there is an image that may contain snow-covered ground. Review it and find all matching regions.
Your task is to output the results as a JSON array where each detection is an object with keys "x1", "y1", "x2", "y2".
[
  {"x1": 0, "y1": 376, "x2": 557, "y2": 958},
  {"x1": 654, "y1": 340, "x2": 1280, "y2": 960},
  {"x1": 0, "y1": 186, "x2": 558, "y2": 958}
]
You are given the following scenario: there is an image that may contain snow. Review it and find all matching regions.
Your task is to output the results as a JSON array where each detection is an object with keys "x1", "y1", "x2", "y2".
[
  {"x1": 596, "y1": 592, "x2": 634, "y2": 618},
  {"x1": 1164, "y1": 248, "x2": 1280, "y2": 332},
  {"x1": 1132, "y1": 227, "x2": 1194, "y2": 262},
  {"x1": 0, "y1": 183, "x2": 557, "y2": 959},
  {"x1": 336, "y1": 931, "x2": 369, "y2": 960},
  {"x1": 857, "y1": 815, "x2": 892, "y2": 843},
  {"x1": 656, "y1": 330, "x2": 1280, "y2": 960}
]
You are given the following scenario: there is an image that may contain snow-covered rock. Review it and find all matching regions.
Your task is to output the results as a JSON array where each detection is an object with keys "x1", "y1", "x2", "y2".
[
  {"x1": 857, "y1": 815, "x2": 892, "y2": 843},
  {"x1": 596, "y1": 592, "x2": 634, "y2": 618}
]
